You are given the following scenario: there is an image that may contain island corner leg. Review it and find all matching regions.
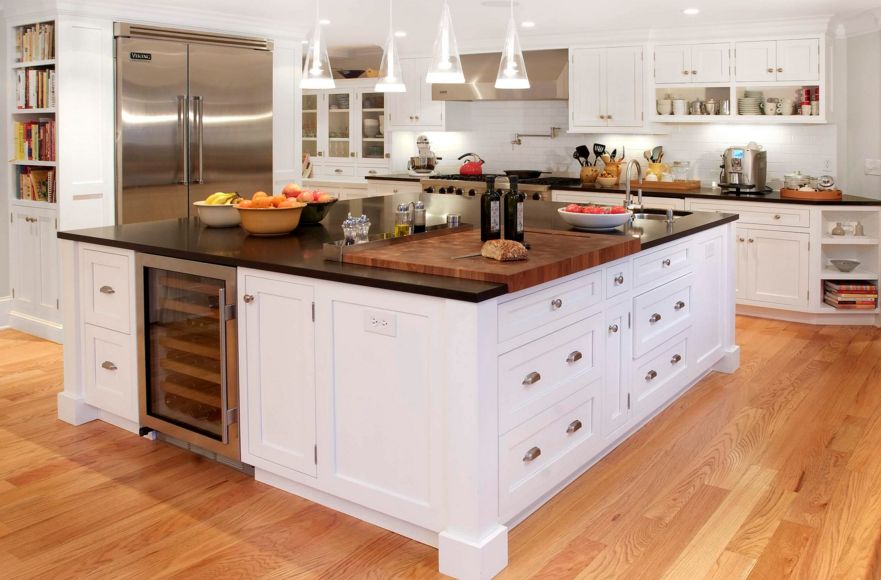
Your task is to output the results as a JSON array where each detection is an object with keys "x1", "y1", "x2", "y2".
[{"x1": 439, "y1": 525, "x2": 509, "y2": 580}]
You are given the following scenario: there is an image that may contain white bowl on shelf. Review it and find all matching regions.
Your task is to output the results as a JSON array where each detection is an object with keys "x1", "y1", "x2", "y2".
[{"x1": 557, "y1": 207, "x2": 632, "y2": 230}]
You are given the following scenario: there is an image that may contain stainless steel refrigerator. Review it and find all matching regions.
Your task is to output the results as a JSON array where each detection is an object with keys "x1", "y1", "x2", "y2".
[{"x1": 115, "y1": 23, "x2": 273, "y2": 224}]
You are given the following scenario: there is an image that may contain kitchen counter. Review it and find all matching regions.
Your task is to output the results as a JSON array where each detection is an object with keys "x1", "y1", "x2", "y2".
[
  {"x1": 58, "y1": 193, "x2": 736, "y2": 303},
  {"x1": 364, "y1": 173, "x2": 422, "y2": 182}
]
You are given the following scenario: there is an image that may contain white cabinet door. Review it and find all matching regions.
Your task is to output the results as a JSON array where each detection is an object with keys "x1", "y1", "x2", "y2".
[
  {"x1": 735, "y1": 41, "x2": 777, "y2": 83},
  {"x1": 387, "y1": 59, "x2": 444, "y2": 130},
  {"x1": 241, "y1": 273, "x2": 317, "y2": 478},
  {"x1": 413, "y1": 60, "x2": 445, "y2": 128},
  {"x1": 606, "y1": 46, "x2": 643, "y2": 128},
  {"x1": 36, "y1": 209, "x2": 59, "y2": 313},
  {"x1": 691, "y1": 43, "x2": 730, "y2": 83},
  {"x1": 735, "y1": 227, "x2": 749, "y2": 301},
  {"x1": 602, "y1": 301, "x2": 630, "y2": 438},
  {"x1": 323, "y1": 90, "x2": 356, "y2": 164},
  {"x1": 746, "y1": 229, "x2": 809, "y2": 307},
  {"x1": 776, "y1": 39, "x2": 820, "y2": 82},
  {"x1": 569, "y1": 48, "x2": 605, "y2": 128},
  {"x1": 10, "y1": 209, "x2": 37, "y2": 312},
  {"x1": 654, "y1": 44, "x2": 690, "y2": 84}
]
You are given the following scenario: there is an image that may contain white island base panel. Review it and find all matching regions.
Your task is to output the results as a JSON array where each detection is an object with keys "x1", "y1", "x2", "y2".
[{"x1": 57, "y1": 223, "x2": 739, "y2": 580}]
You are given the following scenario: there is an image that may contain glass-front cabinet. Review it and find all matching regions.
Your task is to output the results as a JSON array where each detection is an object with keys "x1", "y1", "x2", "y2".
[
  {"x1": 360, "y1": 91, "x2": 386, "y2": 161},
  {"x1": 325, "y1": 90, "x2": 353, "y2": 161},
  {"x1": 302, "y1": 93, "x2": 318, "y2": 158}
]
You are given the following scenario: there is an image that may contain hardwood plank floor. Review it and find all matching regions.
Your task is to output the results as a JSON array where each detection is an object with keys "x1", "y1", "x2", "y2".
[{"x1": 1, "y1": 317, "x2": 881, "y2": 579}]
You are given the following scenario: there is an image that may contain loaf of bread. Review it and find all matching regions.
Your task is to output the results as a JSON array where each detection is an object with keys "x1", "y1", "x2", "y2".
[{"x1": 481, "y1": 239, "x2": 528, "y2": 262}]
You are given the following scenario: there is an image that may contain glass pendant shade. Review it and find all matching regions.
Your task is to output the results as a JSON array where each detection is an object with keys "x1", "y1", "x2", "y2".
[
  {"x1": 376, "y1": 0, "x2": 406, "y2": 92},
  {"x1": 495, "y1": 7, "x2": 530, "y2": 89},
  {"x1": 301, "y1": 11, "x2": 334, "y2": 89},
  {"x1": 426, "y1": 0, "x2": 464, "y2": 84}
]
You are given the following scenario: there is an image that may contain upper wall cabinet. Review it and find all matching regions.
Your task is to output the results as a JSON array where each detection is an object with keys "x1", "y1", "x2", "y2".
[
  {"x1": 569, "y1": 46, "x2": 643, "y2": 133},
  {"x1": 387, "y1": 58, "x2": 445, "y2": 131},
  {"x1": 735, "y1": 39, "x2": 820, "y2": 83},
  {"x1": 654, "y1": 43, "x2": 730, "y2": 84}
]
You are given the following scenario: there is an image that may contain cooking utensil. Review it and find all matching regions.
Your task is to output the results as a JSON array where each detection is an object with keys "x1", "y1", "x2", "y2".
[
  {"x1": 610, "y1": 148, "x2": 617, "y2": 161},
  {"x1": 644, "y1": 150, "x2": 652, "y2": 163},
  {"x1": 619, "y1": 147, "x2": 625, "y2": 162},
  {"x1": 504, "y1": 170, "x2": 548, "y2": 179},
  {"x1": 458, "y1": 153, "x2": 485, "y2": 176},
  {"x1": 593, "y1": 143, "x2": 606, "y2": 161},
  {"x1": 576, "y1": 145, "x2": 591, "y2": 166},
  {"x1": 573, "y1": 150, "x2": 584, "y2": 167},
  {"x1": 652, "y1": 146, "x2": 663, "y2": 163}
]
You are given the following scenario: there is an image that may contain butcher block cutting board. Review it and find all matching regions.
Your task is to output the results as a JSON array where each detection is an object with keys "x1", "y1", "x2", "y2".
[{"x1": 341, "y1": 228, "x2": 641, "y2": 293}]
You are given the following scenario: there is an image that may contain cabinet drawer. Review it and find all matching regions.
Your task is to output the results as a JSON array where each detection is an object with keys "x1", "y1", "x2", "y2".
[
  {"x1": 605, "y1": 260, "x2": 632, "y2": 299},
  {"x1": 81, "y1": 247, "x2": 132, "y2": 334},
  {"x1": 633, "y1": 335, "x2": 688, "y2": 413},
  {"x1": 633, "y1": 274, "x2": 693, "y2": 358},
  {"x1": 316, "y1": 165, "x2": 356, "y2": 178},
  {"x1": 357, "y1": 167, "x2": 390, "y2": 178},
  {"x1": 688, "y1": 201, "x2": 810, "y2": 228},
  {"x1": 633, "y1": 241, "x2": 692, "y2": 288},
  {"x1": 499, "y1": 384, "x2": 602, "y2": 521},
  {"x1": 499, "y1": 314, "x2": 603, "y2": 434},
  {"x1": 498, "y1": 271, "x2": 603, "y2": 345},
  {"x1": 84, "y1": 324, "x2": 137, "y2": 421}
]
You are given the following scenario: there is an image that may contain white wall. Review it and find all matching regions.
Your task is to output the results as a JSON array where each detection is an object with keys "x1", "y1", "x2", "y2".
[
  {"x1": 0, "y1": 19, "x2": 8, "y2": 299},
  {"x1": 392, "y1": 100, "x2": 838, "y2": 190},
  {"x1": 845, "y1": 31, "x2": 881, "y2": 200}
]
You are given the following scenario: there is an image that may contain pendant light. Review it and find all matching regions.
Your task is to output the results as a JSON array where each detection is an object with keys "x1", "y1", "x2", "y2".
[
  {"x1": 375, "y1": 0, "x2": 406, "y2": 92},
  {"x1": 495, "y1": 0, "x2": 529, "y2": 89},
  {"x1": 426, "y1": 0, "x2": 464, "y2": 84},
  {"x1": 301, "y1": 0, "x2": 335, "y2": 89}
]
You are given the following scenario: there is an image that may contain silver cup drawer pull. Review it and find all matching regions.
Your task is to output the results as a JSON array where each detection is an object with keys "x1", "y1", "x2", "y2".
[
  {"x1": 609, "y1": 324, "x2": 619, "y2": 334},
  {"x1": 523, "y1": 371, "x2": 542, "y2": 386},
  {"x1": 566, "y1": 351, "x2": 583, "y2": 364},
  {"x1": 674, "y1": 300, "x2": 686, "y2": 311},
  {"x1": 566, "y1": 419, "x2": 583, "y2": 434},
  {"x1": 661, "y1": 258, "x2": 672, "y2": 267},
  {"x1": 550, "y1": 298, "x2": 563, "y2": 310},
  {"x1": 649, "y1": 313, "x2": 662, "y2": 324},
  {"x1": 645, "y1": 369, "x2": 658, "y2": 381},
  {"x1": 243, "y1": 294, "x2": 255, "y2": 304},
  {"x1": 101, "y1": 361, "x2": 118, "y2": 371},
  {"x1": 99, "y1": 285, "x2": 115, "y2": 295},
  {"x1": 523, "y1": 446, "x2": 542, "y2": 463},
  {"x1": 671, "y1": 354, "x2": 682, "y2": 365},
  {"x1": 614, "y1": 274, "x2": 624, "y2": 285}
]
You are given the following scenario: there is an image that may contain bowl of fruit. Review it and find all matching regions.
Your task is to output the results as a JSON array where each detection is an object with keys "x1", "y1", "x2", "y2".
[
  {"x1": 235, "y1": 191, "x2": 307, "y2": 236},
  {"x1": 595, "y1": 173, "x2": 619, "y2": 188},
  {"x1": 558, "y1": 203, "x2": 632, "y2": 230},
  {"x1": 194, "y1": 192, "x2": 243, "y2": 227},
  {"x1": 281, "y1": 183, "x2": 339, "y2": 225}
]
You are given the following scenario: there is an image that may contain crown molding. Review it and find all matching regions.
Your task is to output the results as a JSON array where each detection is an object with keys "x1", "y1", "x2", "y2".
[{"x1": 834, "y1": 9, "x2": 881, "y2": 38}]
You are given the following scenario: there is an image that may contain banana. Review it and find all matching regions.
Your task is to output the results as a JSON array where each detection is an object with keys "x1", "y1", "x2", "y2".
[{"x1": 204, "y1": 192, "x2": 238, "y2": 205}]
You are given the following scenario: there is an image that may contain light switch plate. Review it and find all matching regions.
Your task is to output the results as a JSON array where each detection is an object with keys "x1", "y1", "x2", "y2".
[
  {"x1": 865, "y1": 159, "x2": 881, "y2": 176},
  {"x1": 364, "y1": 310, "x2": 397, "y2": 337}
]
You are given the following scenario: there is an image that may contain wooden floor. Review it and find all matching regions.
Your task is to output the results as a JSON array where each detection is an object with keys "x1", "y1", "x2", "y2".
[{"x1": 2, "y1": 317, "x2": 881, "y2": 579}]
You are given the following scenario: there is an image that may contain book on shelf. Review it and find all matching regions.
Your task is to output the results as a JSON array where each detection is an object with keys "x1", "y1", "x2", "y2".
[
  {"x1": 14, "y1": 119, "x2": 56, "y2": 162},
  {"x1": 823, "y1": 280, "x2": 878, "y2": 310},
  {"x1": 17, "y1": 167, "x2": 55, "y2": 203},
  {"x1": 15, "y1": 22, "x2": 54, "y2": 63},
  {"x1": 16, "y1": 68, "x2": 56, "y2": 109},
  {"x1": 824, "y1": 300, "x2": 877, "y2": 310},
  {"x1": 823, "y1": 281, "x2": 878, "y2": 293}
]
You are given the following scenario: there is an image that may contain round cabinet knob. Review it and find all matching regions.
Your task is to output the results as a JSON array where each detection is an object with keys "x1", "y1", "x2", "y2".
[
  {"x1": 774, "y1": 214, "x2": 781, "y2": 220},
  {"x1": 662, "y1": 258, "x2": 672, "y2": 267},
  {"x1": 674, "y1": 300, "x2": 686, "y2": 311},
  {"x1": 523, "y1": 447, "x2": 542, "y2": 463},
  {"x1": 335, "y1": 169, "x2": 343, "y2": 174},
  {"x1": 691, "y1": 70, "x2": 697, "y2": 75},
  {"x1": 415, "y1": 116, "x2": 420, "y2": 121},
  {"x1": 455, "y1": 188, "x2": 464, "y2": 196},
  {"x1": 409, "y1": 116, "x2": 414, "y2": 120},
  {"x1": 767, "y1": 68, "x2": 775, "y2": 73},
  {"x1": 748, "y1": 238, "x2": 755, "y2": 243},
  {"x1": 243, "y1": 294, "x2": 255, "y2": 304},
  {"x1": 777, "y1": 68, "x2": 783, "y2": 73},
  {"x1": 649, "y1": 313, "x2": 662, "y2": 324},
  {"x1": 738, "y1": 237, "x2": 746, "y2": 242},
  {"x1": 566, "y1": 351, "x2": 583, "y2": 364},
  {"x1": 599, "y1": 115, "x2": 606, "y2": 120},
  {"x1": 671, "y1": 354, "x2": 682, "y2": 364},
  {"x1": 99, "y1": 285, "x2": 116, "y2": 295},
  {"x1": 566, "y1": 419, "x2": 583, "y2": 434},
  {"x1": 522, "y1": 371, "x2": 542, "y2": 386},
  {"x1": 468, "y1": 189, "x2": 477, "y2": 196},
  {"x1": 645, "y1": 370, "x2": 658, "y2": 381},
  {"x1": 424, "y1": 187, "x2": 434, "y2": 193},
  {"x1": 369, "y1": 170, "x2": 377, "y2": 175},
  {"x1": 101, "y1": 361, "x2": 118, "y2": 371},
  {"x1": 350, "y1": 152, "x2": 356, "y2": 157},
  {"x1": 614, "y1": 274, "x2": 625, "y2": 285},
  {"x1": 683, "y1": 70, "x2": 690, "y2": 75},
  {"x1": 551, "y1": 298, "x2": 563, "y2": 310},
  {"x1": 607, "y1": 115, "x2": 612, "y2": 120},
  {"x1": 609, "y1": 324, "x2": 619, "y2": 334}
]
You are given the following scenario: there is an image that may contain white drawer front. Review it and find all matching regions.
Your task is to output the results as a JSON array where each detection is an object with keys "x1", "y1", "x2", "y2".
[
  {"x1": 81, "y1": 247, "x2": 132, "y2": 334},
  {"x1": 633, "y1": 241, "x2": 692, "y2": 288},
  {"x1": 316, "y1": 165, "x2": 356, "y2": 178},
  {"x1": 498, "y1": 271, "x2": 603, "y2": 345},
  {"x1": 605, "y1": 260, "x2": 632, "y2": 299},
  {"x1": 84, "y1": 324, "x2": 137, "y2": 421},
  {"x1": 499, "y1": 314, "x2": 603, "y2": 434},
  {"x1": 688, "y1": 201, "x2": 810, "y2": 228},
  {"x1": 357, "y1": 167, "x2": 390, "y2": 178},
  {"x1": 633, "y1": 274, "x2": 694, "y2": 358},
  {"x1": 633, "y1": 335, "x2": 688, "y2": 414},
  {"x1": 499, "y1": 384, "x2": 603, "y2": 521}
]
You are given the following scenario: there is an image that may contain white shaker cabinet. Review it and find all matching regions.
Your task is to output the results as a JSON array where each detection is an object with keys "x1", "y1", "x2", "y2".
[
  {"x1": 734, "y1": 40, "x2": 777, "y2": 82},
  {"x1": 387, "y1": 58, "x2": 445, "y2": 131},
  {"x1": 654, "y1": 43, "x2": 730, "y2": 84},
  {"x1": 10, "y1": 205, "x2": 60, "y2": 323},
  {"x1": 602, "y1": 301, "x2": 631, "y2": 439},
  {"x1": 738, "y1": 228, "x2": 810, "y2": 308},
  {"x1": 569, "y1": 46, "x2": 643, "y2": 132},
  {"x1": 239, "y1": 271, "x2": 318, "y2": 479},
  {"x1": 735, "y1": 39, "x2": 819, "y2": 83}
]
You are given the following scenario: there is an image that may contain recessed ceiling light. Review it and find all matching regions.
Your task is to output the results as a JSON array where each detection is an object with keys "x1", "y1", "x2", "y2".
[
  {"x1": 521, "y1": 21, "x2": 535, "y2": 28},
  {"x1": 682, "y1": 8, "x2": 699, "y2": 15},
  {"x1": 319, "y1": 19, "x2": 331, "y2": 25},
  {"x1": 394, "y1": 30, "x2": 407, "y2": 37}
]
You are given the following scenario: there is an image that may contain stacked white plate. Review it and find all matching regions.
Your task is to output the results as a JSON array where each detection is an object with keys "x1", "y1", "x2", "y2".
[{"x1": 738, "y1": 97, "x2": 762, "y2": 115}]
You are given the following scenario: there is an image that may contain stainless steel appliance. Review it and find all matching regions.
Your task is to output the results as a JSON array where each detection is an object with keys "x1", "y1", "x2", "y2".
[
  {"x1": 115, "y1": 23, "x2": 273, "y2": 224},
  {"x1": 136, "y1": 253, "x2": 240, "y2": 462},
  {"x1": 420, "y1": 174, "x2": 578, "y2": 201},
  {"x1": 407, "y1": 135, "x2": 440, "y2": 176},
  {"x1": 719, "y1": 146, "x2": 768, "y2": 193}
]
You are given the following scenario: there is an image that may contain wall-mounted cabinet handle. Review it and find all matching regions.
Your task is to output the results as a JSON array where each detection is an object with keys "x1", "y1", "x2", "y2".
[
  {"x1": 649, "y1": 313, "x2": 662, "y2": 324},
  {"x1": 566, "y1": 419, "x2": 583, "y2": 434},
  {"x1": 609, "y1": 324, "x2": 619, "y2": 334},
  {"x1": 101, "y1": 361, "x2": 118, "y2": 371},
  {"x1": 550, "y1": 298, "x2": 563, "y2": 310},
  {"x1": 614, "y1": 274, "x2": 624, "y2": 285},
  {"x1": 99, "y1": 286, "x2": 115, "y2": 295},
  {"x1": 522, "y1": 371, "x2": 542, "y2": 386},
  {"x1": 662, "y1": 258, "x2": 672, "y2": 267},
  {"x1": 674, "y1": 300, "x2": 686, "y2": 311},
  {"x1": 645, "y1": 370, "x2": 658, "y2": 381},
  {"x1": 243, "y1": 294, "x2": 255, "y2": 304},
  {"x1": 523, "y1": 446, "x2": 542, "y2": 462},
  {"x1": 566, "y1": 351, "x2": 583, "y2": 364},
  {"x1": 671, "y1": 354, "x2": 682, "y2": 364}
]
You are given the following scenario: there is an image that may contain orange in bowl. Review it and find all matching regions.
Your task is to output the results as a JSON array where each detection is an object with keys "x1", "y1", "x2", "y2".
[{"x1": 236, "y1": 202, "x2": 306, "y2": 236}]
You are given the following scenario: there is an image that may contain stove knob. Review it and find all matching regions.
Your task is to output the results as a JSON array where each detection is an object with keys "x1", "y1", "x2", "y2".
[
  {"x1": 533, "y1": 193, "x2": 542, "y2": 201},
  {"x1": 468, "y1": 189, "x2": 477, "y2": 196},
  {"x1": 424, "y1": 187, "x2": 434, "y2": 194},
  {"x1": 438, "y1": 187, "x2": 447, "y2": 194},
  {"x1": 455, "y1": 188, "x2": 464, "y2": 195}
]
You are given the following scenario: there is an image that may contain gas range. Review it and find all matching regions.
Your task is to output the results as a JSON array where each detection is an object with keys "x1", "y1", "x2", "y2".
[{"x1": 420, "y1": 174, "x2": 581, "y2": 201}]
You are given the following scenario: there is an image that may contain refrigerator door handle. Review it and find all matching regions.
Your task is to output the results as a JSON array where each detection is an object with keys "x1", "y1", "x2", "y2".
[
  {"x1": 177, "y1": 95, "x2": 189, "y2": 185},
  {"x1": 193, "y1": 95, "x2": 205, "y2": 184},
  {"x1": 218, "y1": 286, "x2": 231, "y2": 444}
]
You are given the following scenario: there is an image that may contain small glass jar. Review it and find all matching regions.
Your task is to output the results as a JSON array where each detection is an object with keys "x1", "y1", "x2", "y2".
[
  {"x1": 355, "y1": 215, "x2": 371, "y2": 243},
  {"x1": 342, "y1": 214, "x2": 358, "y2": 245},
  {"x1": 671, "y1": 161, "x2": 691, "y2": 182}
]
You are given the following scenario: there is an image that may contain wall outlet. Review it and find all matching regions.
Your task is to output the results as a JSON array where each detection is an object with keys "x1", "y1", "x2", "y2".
[
  {"x1": 865, "y1": 159, "x2": 881, "y2": 176},
  {"x1": 364, "y1": 310, "x2": 397, "y2": 337}
]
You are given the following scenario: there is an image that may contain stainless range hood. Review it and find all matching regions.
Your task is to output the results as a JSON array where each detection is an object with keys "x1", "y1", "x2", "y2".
[{"x1": 432, "y1": 48, "x2": 568, "y2": 102}]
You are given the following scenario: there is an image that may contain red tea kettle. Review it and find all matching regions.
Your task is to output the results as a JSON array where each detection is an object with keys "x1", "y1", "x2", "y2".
[{"x1": 458, "y1": 153, "x2": 485, "y2": 176}]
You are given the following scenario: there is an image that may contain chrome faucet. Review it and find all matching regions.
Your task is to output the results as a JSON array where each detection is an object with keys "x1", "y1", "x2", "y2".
[{"x1": 624, "y1": 159, "x2": 644, "y2": 212}]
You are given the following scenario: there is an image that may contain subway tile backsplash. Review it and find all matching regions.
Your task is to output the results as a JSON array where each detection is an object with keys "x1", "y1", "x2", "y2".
[{"x1": 391, "y1": 100, "x2": 838, "y2": 189}]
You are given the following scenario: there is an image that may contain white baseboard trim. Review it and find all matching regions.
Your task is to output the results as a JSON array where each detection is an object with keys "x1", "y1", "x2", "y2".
[
  {"x1": 0, "y1": 296, "x2": 10, "y2": 329},
  {"x1": 737, "y1": 304, "x2": 881, "y2": 327},
  {"x1": 9, "y1": 309, "x2": 63, "y2": 343}
]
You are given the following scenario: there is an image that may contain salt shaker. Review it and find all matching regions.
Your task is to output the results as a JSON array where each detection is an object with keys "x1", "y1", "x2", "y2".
[
  {"x1": 342, "y1": 213, "x2": 357, "y2": 246},
  {"x1": 356, "y1": 214, "x2": 371, "y2": 243}
]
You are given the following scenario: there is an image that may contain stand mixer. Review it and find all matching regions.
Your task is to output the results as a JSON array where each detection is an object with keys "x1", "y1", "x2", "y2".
[{"x1": 408, "y1": 135, "x2": 441, "y2": 177}]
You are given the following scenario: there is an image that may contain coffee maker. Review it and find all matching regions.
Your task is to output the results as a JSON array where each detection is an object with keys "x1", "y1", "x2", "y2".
[{"x1": 719, "y1": 146, "x2": 768, "y2": 193}]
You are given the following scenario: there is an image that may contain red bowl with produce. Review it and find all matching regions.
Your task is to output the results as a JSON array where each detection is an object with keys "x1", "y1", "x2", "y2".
[{"x1": 557, "y1": 203, "x2": 632, "y2": 230}]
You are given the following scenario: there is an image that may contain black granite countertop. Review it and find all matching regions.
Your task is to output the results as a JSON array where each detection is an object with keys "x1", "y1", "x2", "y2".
[
  {"x1": 58, "y1": 193, "x2": 737, "y2": 303},
  {"x1": 366, "y1": 173, "x2": 422, "y2": 182}
]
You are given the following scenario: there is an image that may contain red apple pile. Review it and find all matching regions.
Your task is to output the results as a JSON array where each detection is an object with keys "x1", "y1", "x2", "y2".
[{"x1": 282, "y1": 183, "x2": 336, "y2": 204}]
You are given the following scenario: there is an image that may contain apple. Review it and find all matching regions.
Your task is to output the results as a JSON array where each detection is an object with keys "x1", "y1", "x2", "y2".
[
  {"x1": 282, "y1": 182, "x2": 302, "y2": 198},
  {"x1": 317, "y1": 193, "x2": 335, "y2": 203},
  {"x1": 297, "y1": 191, "x2": 315, "y2": 203}
]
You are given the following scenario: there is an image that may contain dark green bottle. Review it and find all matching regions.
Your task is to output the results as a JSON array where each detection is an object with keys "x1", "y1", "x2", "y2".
[
  {"x1": 503, "y1": 176, "x2": 525, "y2": 243},
  {"x1": 480, "y1": 176, "x2": 501, "y2": 241}
]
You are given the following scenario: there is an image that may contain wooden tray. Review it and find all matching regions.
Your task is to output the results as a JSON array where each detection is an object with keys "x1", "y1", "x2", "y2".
[
  {"x1": 628, "y1": 180, "x2": 702, "y2": 192},
  {"x1": 339, "y1": 228, "x2": 640, "y2": 293},
  {"x1": 780, "y1": 188, "x2": 843, "y2": 201}
]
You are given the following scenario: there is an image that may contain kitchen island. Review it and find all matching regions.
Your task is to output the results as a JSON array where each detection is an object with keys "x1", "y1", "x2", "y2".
[{"x1": 57, "y1": 194, "x2": 739, "y2": 579}]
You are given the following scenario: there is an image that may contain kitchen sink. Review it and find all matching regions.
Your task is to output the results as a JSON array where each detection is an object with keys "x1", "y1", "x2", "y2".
[{"x1": 632, "y1": 208, "x2": 692, "y2": 221}]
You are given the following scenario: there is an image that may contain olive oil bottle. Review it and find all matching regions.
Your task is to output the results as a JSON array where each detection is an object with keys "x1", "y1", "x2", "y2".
[
  {"x1": 480, "y1": 176, "x2": 501, "y2": 241},
  {"x1": 503, "y1": 176, "x2": 525, "y2": 243}
]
